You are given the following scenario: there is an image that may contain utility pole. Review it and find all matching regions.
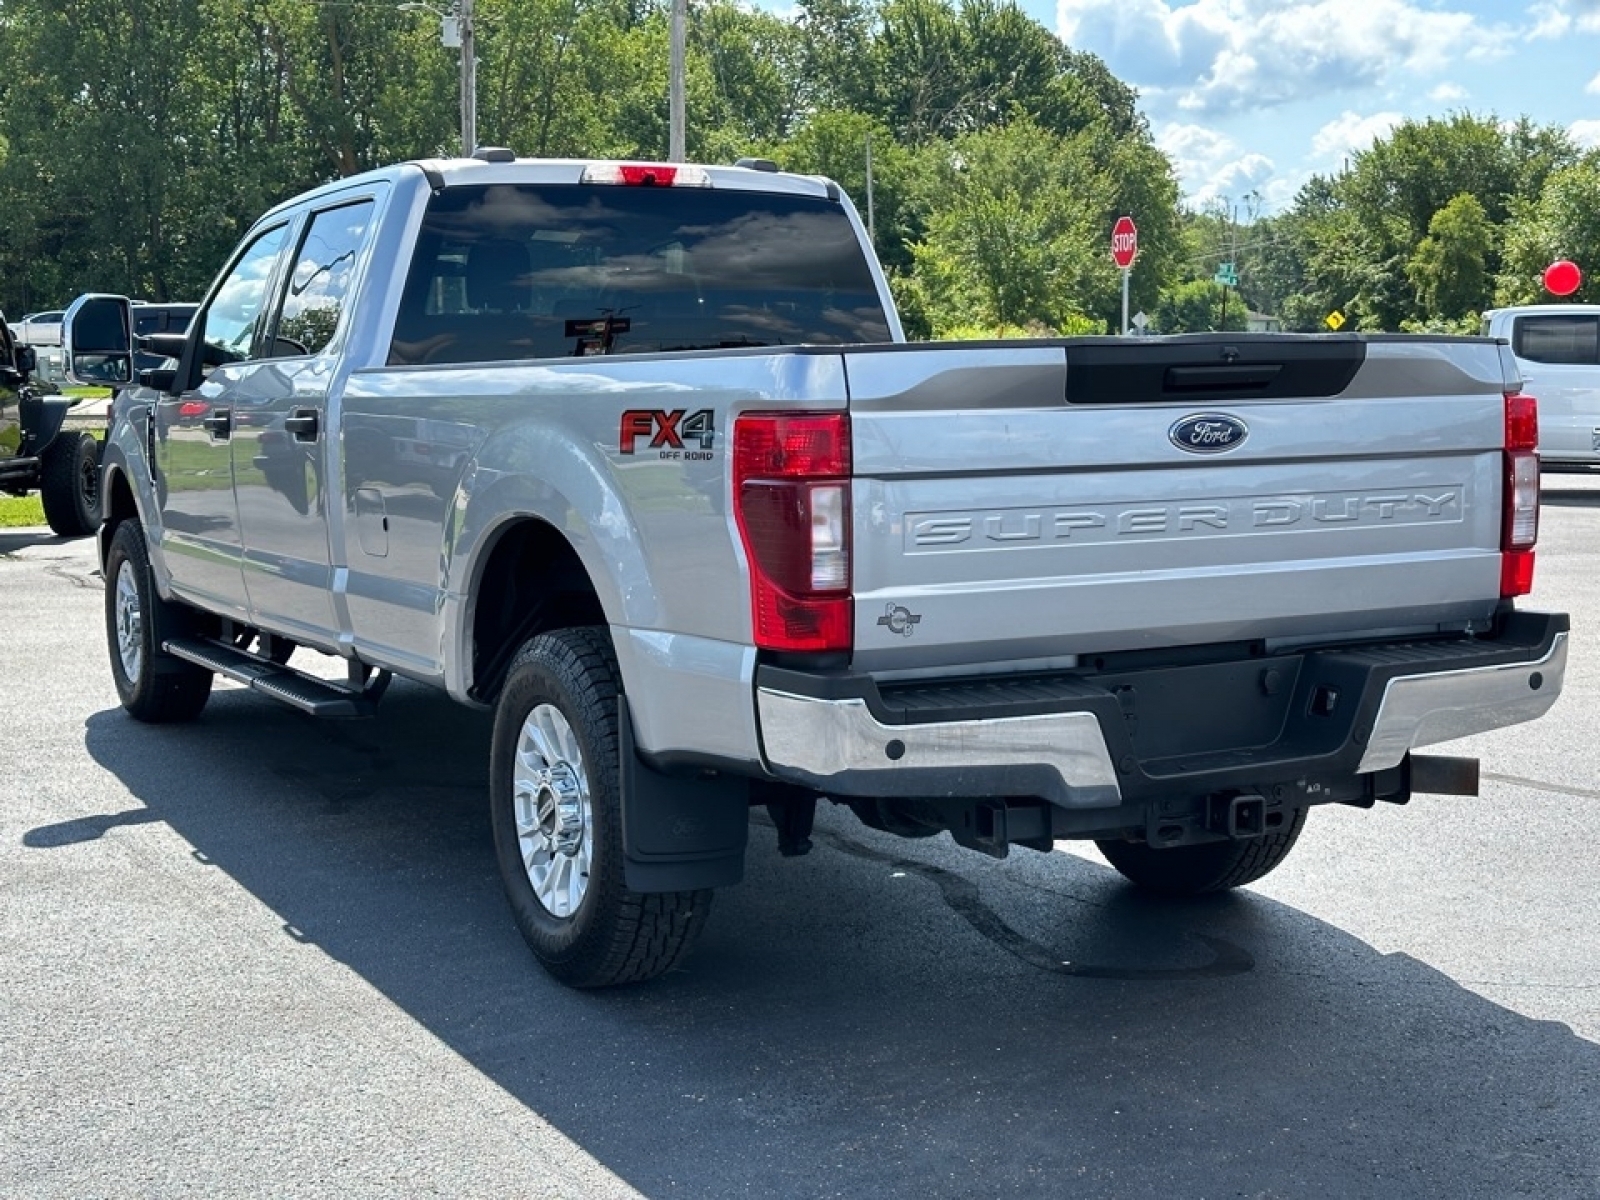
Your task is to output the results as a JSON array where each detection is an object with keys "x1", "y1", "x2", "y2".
[
  {"x1": 865, "y1": 135, "x2": 876, "y2": 245},
  {"x1": 669, "y1": 0, "x2": 686, "y2": 160},
  {"x1": 459, "y1": 0, "x2": 477, "y2": 157}
]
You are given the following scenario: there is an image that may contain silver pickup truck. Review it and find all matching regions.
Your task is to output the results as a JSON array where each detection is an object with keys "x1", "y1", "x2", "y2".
[{"x1": 64, "y1": 152, "x2": 1568, "y2": 988}]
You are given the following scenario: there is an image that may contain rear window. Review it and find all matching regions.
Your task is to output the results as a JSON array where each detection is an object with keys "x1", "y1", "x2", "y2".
[
  {"x1": 1513, "y1": 314, "x2": 1600, "y2": 365},
  {"x1": 389, "y1": 183, "x2": 890, "y2": 366}
]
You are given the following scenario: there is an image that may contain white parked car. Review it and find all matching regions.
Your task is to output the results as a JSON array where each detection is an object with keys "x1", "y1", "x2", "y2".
[
  {"x1": 14, "y1": 310, "x2": 64, "y2": 348},
  {"x1": 1483, "y1": 304, "x2": 1600, "y2": 471}
]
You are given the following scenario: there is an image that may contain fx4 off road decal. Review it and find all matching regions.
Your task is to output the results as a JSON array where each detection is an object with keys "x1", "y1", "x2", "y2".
[{"x1": 620, "y1": 408, "x2": 716, "y2": 459}]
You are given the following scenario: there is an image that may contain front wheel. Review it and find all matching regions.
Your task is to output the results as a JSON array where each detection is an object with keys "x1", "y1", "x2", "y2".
[
  {"x1": 1096, "y1": 808, "x2": 1308, "y2": 895},
  {"x1": 104, "y1": 519, "x2": 213, "y2": 723},
  {"x1": 40, "y1": 431, "x2": 100, "y2": 537},
  {"x1": 489, "y1": 627, "x2": 712, "y2": 987}
]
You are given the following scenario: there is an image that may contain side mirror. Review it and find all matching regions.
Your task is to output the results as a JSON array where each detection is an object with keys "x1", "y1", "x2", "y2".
[
  {"x1": 62, "y1": 293, "x2": 134, "y2": 387},
  {"x1": 15, "y1": 345, "x2": 37, "y2": 375}
]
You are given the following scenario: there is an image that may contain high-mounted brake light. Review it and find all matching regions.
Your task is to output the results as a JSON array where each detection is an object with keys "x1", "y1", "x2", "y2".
[
  {"x1": 579, "y1": 163, "x2": 712, "y2": 188},
  {"x1": 1501, "y1": 392, "x2": 1539, "y2": 598},
  {"x1": 732, "y1": 412, "x2": 852, "y2": 653}
]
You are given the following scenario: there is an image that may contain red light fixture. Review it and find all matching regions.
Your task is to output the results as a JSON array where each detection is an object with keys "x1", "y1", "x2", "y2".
[
  {"x1": 732, "y1": 412, "x2": 852, "y2": 653},
  {"x1": 1501, "y1": 393, "x2": 1539, "y2": 598}
]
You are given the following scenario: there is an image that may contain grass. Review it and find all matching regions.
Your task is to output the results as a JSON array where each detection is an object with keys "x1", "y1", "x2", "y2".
[
  {"x1": 1, "y1": 419, "x2": 109, "y2": 527},
  {"x1": 0, "y1": 493, "x2": 46, "y2": 527}
]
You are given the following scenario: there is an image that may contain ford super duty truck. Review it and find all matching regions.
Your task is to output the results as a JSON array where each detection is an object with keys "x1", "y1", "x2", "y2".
[{"x1": 63, "y1": 151, "x2": 1568, "y2": 988}]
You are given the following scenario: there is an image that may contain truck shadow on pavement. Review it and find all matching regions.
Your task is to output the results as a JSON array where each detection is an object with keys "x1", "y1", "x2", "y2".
[
  {"x1": 62, "y1": 682, "x2": 1600, "y2": 1200},
  {"x1": 0, "y1": 528, "x2": 92, "y2": 554}
]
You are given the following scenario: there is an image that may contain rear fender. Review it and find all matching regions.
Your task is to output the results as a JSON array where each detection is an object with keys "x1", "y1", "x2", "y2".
[{"x1": 445, "y1": 435, "x2": 648, "y2": 701}]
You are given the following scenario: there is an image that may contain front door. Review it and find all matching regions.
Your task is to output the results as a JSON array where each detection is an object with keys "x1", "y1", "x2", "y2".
[{"x1": 156, "y1": 224, "x2": 290, "y2": 617}]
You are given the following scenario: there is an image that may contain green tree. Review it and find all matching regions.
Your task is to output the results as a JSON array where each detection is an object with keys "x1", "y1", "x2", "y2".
[
  {"x1": 1154, "y1": 279, "x2": 1246, "y2": 333},
  {"x1": 1406, "y1": 192, "x2": 1494, "y2": 319},
  {"x1": 905, "y1": 116, "x2": 1106, "y2": 333},
  {"x1": 1496, "y1": 159, "x2": 1600, "y2": 306},
  {"x1": 1290, "y1": 113, "x2": 1578, "y2": 329}
]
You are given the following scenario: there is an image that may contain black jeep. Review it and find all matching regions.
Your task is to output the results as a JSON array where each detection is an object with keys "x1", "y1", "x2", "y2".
[{"x1": 0, "y1": 310, "x2": 100, "y2": 537}]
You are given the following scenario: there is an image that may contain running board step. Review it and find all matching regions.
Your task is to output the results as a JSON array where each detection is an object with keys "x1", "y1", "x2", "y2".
[{"x1": 162, "y1": 637, "x2": 390, "y2": 719}]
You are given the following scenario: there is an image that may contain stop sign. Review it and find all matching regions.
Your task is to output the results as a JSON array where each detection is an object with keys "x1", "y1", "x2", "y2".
[{"x1": 1111, "y1": 215, "x2": 1138, "y2": 269}]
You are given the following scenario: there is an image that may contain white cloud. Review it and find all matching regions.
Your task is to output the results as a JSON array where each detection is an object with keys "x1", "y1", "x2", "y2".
[
  {"x1": 1056, "y1": 0, "x2": 1510, "y2": 118},
  {"x1": 1429, "y1": 82, "x2": 1468, "y2": 103},
  {"x1": 1586, "y1": 72, "x2": 1600, "y2": 95},
  {"x1": 1528, "y1": 1, "x2": 1600, "y2": 39},
  {"x1": 1569, "y1": 118, "x2": 1600, "y2": 147},
  {"x1": 1309, "y1": 110, "x2": 1404, "y2": 167},
  {"x1": 1156, "y1": 123, "x2": 1279, "y2": 208}
]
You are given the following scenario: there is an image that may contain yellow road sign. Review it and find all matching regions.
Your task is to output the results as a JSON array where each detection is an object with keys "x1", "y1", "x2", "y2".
[{"x1": 1325, "y1": 310, "x2": 1346, "y2": 330}]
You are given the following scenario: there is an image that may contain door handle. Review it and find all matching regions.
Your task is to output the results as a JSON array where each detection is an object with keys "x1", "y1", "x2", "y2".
[
  {"x1": 201, "y1": 408, "x2": 232, "y2": 438},
  {"x1": 284, "y1": 409, "x2": 319, "y2": 441}
]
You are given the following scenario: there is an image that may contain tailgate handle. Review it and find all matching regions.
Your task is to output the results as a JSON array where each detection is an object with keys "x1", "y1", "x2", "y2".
[{"x1": 1165, "y1": 364, "x2": 1282, "y2": 392}]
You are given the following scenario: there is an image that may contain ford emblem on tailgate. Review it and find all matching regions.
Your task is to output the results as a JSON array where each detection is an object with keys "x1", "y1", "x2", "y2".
[{"x1": 1169, "y1": 412, "x2": 1249, "y2": 454}]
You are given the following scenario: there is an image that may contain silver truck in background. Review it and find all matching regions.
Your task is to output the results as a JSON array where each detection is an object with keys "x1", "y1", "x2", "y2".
[
  {"x1": 1483, "y1": 304, "x2": 1600, "y2": 471},
  {"x1": 65, "y1": 152, "x2": 1568, "y2": 988}
]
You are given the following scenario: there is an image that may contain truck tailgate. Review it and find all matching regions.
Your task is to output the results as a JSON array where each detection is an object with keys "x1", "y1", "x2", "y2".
[{"x1": 845, "y1": 337, "x2": 1512, "y2": 671}]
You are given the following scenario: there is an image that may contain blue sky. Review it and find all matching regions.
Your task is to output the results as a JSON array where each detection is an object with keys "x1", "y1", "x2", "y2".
[{"x1": 1036, "y1": 0, "x2": 1600, "y2": 211}]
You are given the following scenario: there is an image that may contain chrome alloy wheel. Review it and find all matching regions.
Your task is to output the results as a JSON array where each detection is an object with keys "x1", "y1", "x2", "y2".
[
  {"x1": 512, "y1": 704, "x2": 593, "y2": 919},
  {"x1": 113, "y1": 559, "x2": 144, "y2": 684}
]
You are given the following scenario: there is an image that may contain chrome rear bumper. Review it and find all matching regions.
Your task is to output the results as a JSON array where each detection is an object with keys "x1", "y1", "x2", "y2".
[{"x1": 755, "y1": 615, "x2": 1568, "y2": 808}]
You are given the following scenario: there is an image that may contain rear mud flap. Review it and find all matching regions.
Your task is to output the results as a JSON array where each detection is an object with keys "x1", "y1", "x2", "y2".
[{"x1": 619, "y1": 703, "x2": 749, "y2": 893}]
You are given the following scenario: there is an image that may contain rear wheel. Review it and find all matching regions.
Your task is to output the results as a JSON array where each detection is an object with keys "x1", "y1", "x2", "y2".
[
  {"x1": 489, "y1": 627, "x2": 712, "y2": 987},
  {"x1": 105, "y1": 519, "x2": 213, "y2": 723},
  {"x1": 40, "y1": 431, "x2": 100, "y2": 537},
  {"x1": 1096, "y1": 808, "x2": 1308, "y2": 895}
]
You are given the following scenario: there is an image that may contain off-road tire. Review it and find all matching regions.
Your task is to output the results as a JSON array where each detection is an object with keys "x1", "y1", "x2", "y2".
[
  {"x1": 105, "y1": 519, "x2": 213, "y2": 723},
  {"x1": 40, "y1": 431, "x2": 100, "y2": 537},
  {"x1": 490, "y1": 627, "x2": 712, "y2": 988},
  {"x1": 1097, "y1": 808, "x2": 1308, "y2": 895}
]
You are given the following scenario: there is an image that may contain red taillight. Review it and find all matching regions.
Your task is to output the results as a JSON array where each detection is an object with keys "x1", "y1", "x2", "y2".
[
  {"x1": 1505, "y1": 393, "x2": 1538, "y2": 451},
  {"x1": 732, "y1": 412, "x2": 852, "y2": 653},
  {"x1": 1501, "y1": 393, "x2": 1539, "y2": 598}
]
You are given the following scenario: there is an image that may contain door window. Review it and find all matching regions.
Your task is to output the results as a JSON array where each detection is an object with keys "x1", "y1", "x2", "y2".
[
  {"x1": 273, "y1": 199, "x2": 376, "y2": 357},
  {"x1": 200, "y1": 225, "x2": 290, "y2": 366}
]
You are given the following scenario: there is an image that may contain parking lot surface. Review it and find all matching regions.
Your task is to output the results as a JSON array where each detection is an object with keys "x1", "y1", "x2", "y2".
[{"x1": 2, "y1": 480, "x2": 1597, "y2": 1198}]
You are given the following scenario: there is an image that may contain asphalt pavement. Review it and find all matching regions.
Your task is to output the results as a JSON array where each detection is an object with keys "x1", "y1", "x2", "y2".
[{"x1": 2, "y1": 481, "x2": 1597, "y2": 1199}]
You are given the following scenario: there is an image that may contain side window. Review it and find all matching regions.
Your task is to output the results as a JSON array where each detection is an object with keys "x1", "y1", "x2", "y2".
[
  {"x1": 1513, "y1": 315, "x2": 1600, "y2": 365},
  {"x1": 273, "y1": 199, "x2": 376, "y2": 357},
  {"x1": 201, "y1": 225, "x2": 289, "y2": 366}
]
